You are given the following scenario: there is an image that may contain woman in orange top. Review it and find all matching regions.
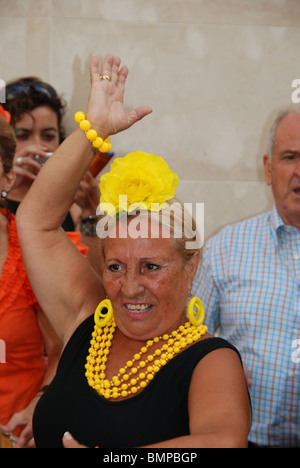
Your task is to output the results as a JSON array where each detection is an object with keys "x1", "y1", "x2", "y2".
[
  {"x1": 0, "y1": 111, "x2": 60, "y2": 447},
  {"x1": 0, "y1": 110, "x2": 87, "y2": 447}
]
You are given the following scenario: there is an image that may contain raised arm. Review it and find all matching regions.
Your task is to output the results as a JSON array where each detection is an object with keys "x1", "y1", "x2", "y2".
[{"x1": 16, "y1": 54, "x2": 152, "y2": 343}]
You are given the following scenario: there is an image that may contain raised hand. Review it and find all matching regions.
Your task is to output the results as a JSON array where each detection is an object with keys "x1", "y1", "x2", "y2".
[{"x1": 86, "y1": 54, "x2": 152, "y2": 139}]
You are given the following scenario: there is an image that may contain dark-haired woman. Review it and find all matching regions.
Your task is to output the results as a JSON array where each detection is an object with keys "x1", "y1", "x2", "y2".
[{"x1": 3, "y1": 77, "x2": 100, "y2": 232}]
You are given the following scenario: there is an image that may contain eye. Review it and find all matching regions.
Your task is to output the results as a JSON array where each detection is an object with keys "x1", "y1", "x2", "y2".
[
  {"x1": 145, "y1": 263, "x2": 160, "y2": 271},
  {"x1": 15, "y1": 132, "x2": 29, "y2": 141},
  {"x1": 282, "y1": 152, "x2": 299, "y2": 162},
  {"x1": 42, "y1": 133, "x2": 57, "y2": 141},
  {"x1": 107, "y1": 264, "x2": 123, "y2": 272}
]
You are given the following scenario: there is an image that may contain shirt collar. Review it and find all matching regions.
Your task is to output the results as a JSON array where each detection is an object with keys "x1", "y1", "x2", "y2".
[
  {"x1": 270, "y1": 204, "x2": 300, "y2": 243},
  {"x1": 270, "y1": 205, "x2": 285, "y2": 235}
]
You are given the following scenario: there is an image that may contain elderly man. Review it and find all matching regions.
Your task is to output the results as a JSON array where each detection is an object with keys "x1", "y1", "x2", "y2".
[{"x1": 192, "y1": 109, "x2": 300, "y2": 448}]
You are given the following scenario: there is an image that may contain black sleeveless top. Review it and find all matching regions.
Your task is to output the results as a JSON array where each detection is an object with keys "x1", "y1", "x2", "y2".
[{"x1": 33, "y1": 315, "x2": 242, "y2": 448}]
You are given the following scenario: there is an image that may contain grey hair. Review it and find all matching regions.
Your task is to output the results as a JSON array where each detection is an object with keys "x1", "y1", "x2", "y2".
[{"x1": 266, "y1": 107, "x2": 300, "y2": 161}]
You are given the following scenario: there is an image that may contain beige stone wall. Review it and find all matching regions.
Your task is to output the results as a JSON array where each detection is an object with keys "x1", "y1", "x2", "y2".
[{"x1": 1, "y1": 0, "x2": 300, "y2": 240}]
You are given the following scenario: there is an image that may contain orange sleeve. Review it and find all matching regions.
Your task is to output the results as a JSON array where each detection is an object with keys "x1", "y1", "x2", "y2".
[
  {"x1": 65, "y1": 231, "x2": 89, "y2": 257},
  {"x1": 25, "y1": 231, "x2": 89, "y2": 309}
]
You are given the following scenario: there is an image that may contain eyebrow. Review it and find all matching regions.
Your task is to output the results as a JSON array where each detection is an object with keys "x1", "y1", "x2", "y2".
[
  {"x1": 13, "y1": 126, "x2": 58, "y2": 133},
  {"x1": 105, "y1": 258, "x2": 126, "y2": 265},
  {"x1": 13, "y1": 127, "x2": 29, "y2": 133},
  {"x1": 105, "y1": 256, "x2": 168, "y2": 264},
  {"x1": 42, "y1": 127, "x2": 58, "y2": 132},
  {"x1": 280, "y1": 150, "x2": 300, "y2": 156}
]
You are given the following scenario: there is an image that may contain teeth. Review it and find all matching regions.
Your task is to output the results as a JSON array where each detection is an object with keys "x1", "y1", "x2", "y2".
[{"x1": 126, "y1": 304, "x2": 151, "y2": 312}]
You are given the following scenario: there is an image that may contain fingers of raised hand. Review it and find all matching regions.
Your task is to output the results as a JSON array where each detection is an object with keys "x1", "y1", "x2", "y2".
[
  {"x1": 100, "y1": 54, "x2": 121, "y2": 84},
  {"x1": 91, "y1": 54, "x2": 124, "y2": 87}
]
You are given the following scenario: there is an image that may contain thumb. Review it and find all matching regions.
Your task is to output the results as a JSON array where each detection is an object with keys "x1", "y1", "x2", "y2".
[
  {"x1": 126, "y1": 106, "x2": 152, "y2": 128},
  {"x1": 0, "y1": 413, "x2": 23, "y2": 433},
  {"x1": 0, "y1": 423, "x2": 9, "y2": 433},
  {"x1": 62, "y1": 431, "x2": 87, "y2": 448}
]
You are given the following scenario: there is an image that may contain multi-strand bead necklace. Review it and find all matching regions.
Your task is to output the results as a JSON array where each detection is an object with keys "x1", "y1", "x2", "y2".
[{"x1": 85, "y1": 319, "x2": 207, "y2": 400}]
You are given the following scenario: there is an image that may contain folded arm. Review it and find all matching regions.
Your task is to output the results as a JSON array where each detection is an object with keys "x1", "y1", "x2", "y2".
[{"x1": 146, "y1": 347, "x2": 251, "y2": 448}]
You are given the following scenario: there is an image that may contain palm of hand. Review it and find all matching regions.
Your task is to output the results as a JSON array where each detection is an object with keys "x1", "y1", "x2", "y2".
[{"x1": 87, "y1": 54, "x2": 152, "y2": 138}]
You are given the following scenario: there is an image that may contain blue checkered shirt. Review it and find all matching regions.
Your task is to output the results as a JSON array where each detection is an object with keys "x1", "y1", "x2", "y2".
[{"x1": 192, "y1": 206, "x2": 300, "y2": 447}]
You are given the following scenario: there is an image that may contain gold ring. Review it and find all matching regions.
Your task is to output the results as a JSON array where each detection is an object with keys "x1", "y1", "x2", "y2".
[{"x1": 99, "y1": 74, "x2": 111, "y2": 81}]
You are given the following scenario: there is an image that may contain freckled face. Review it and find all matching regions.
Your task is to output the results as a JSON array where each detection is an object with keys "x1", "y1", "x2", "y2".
[{"x1": 102, "y1": 220, "x2": 197, "y2": 341}]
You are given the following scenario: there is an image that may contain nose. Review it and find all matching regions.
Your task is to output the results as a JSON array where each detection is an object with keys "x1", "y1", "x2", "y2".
[
  {"x1": 31, "y1": 133, "x2": 44, "y2": 147},
  {"x1": 119, "y1": 268, "x2": 145, "y2": 299}
]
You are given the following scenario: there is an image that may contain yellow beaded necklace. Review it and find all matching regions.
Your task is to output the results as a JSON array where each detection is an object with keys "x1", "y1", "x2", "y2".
[{"x1": 85, "y1": 320, "x2": 207, "y2": 400}]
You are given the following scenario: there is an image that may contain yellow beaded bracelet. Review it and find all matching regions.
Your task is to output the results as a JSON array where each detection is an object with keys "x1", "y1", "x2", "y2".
[{"x1": 74, "y1": 111, "x2": 112, "y2": 152}]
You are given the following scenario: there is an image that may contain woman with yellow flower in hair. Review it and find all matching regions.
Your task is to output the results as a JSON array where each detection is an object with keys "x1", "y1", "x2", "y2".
[{"x1": 16, "y1": 54, "x2": 251, "y2": 448}]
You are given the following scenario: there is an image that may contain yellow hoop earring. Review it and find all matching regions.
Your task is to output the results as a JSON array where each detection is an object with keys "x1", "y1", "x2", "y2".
[
  {"x1": 187, "y1": 297, "x2": 205, "y2": 326},
  {"x1": 94, "y1": 299, "x2": 114, "y2": 328}
]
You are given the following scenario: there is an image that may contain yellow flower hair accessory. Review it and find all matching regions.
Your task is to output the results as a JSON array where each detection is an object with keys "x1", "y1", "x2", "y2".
[{"x1": 99, "y1": 152, "x2": 179, "y2": 216}]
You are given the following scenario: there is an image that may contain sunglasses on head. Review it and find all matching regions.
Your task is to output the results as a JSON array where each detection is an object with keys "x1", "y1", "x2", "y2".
[{"x1": 6, "y1": 83, "x2": 57, "y2": 101}]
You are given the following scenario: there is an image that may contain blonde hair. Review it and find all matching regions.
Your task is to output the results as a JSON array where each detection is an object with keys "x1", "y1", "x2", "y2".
[{"x1": 98, "y1": 198, "x2": 202, "y2": 266}]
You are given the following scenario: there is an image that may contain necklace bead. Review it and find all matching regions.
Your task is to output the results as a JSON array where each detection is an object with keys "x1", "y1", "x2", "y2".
[{"x1": 85, "y1": 320, "x2": 207, "y2": 400}]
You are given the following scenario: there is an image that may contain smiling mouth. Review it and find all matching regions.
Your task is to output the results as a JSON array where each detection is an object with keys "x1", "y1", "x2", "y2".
[
  {"x1": 125, "y1": 304, "x2": 153, "y2": 314},
  {"x1": 293, "y1": 188, "x2": 300, "y2": 194}
]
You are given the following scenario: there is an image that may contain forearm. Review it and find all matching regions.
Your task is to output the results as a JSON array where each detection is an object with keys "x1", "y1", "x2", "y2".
[{"x1": 143, "y1": 431, "x2": 248, "y2": 449}]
